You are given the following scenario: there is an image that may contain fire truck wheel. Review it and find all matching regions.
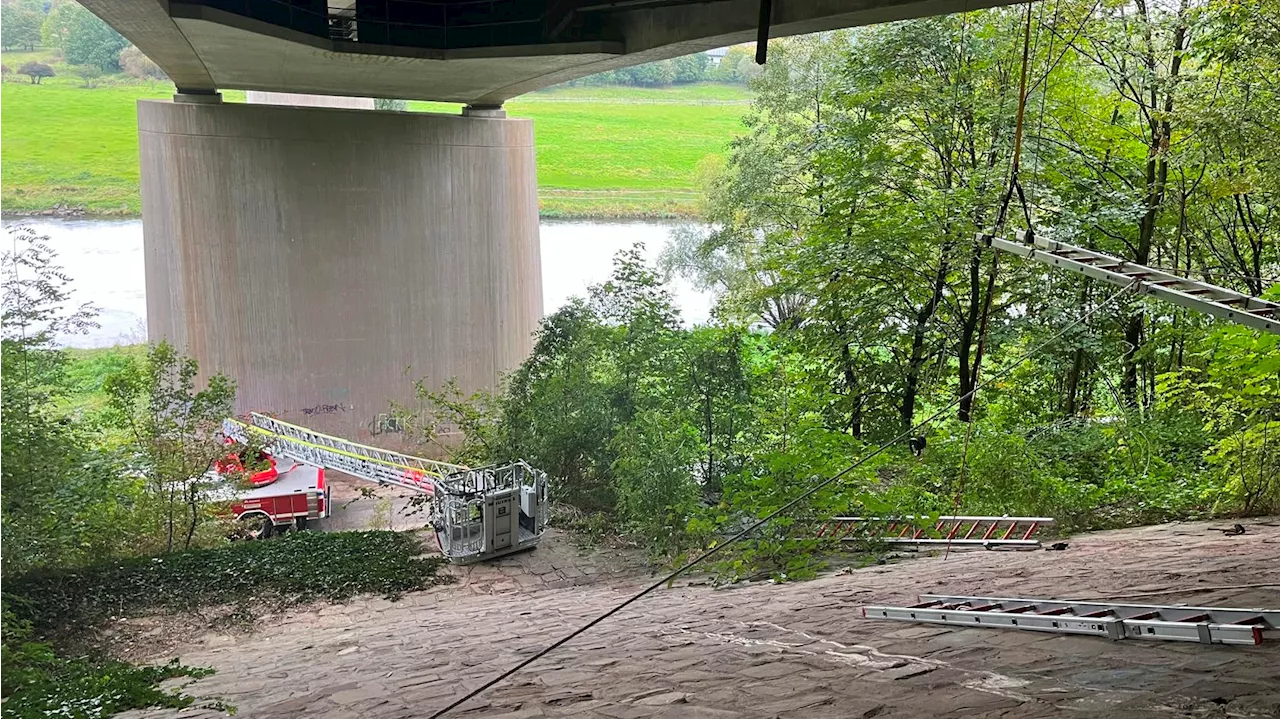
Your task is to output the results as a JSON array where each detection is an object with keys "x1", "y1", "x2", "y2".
[{"x1": 238, "y1": 513, "x2": 275, "y2": 540}]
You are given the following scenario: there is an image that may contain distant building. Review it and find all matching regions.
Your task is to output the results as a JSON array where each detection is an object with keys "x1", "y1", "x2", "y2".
[{"x1": 706, "y1": 47, "x2": 729, "y2": 66}]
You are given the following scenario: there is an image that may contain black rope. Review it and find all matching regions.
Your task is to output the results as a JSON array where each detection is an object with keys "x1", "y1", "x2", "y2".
[{"x1": 426, "y1": 278, "x2": 1140, "y2": 719}]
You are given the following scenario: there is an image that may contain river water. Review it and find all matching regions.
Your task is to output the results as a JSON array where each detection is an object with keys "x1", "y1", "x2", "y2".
[{"x1": 1, "y1": 218, "x2": 714, "y2": 348}]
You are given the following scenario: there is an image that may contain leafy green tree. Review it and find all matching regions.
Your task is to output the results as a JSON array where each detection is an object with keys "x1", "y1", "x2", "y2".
[
  {"x1": 711, "y1": 45, "x2": 760, "y2": 84},
  {"x1": 1, "y1": 6, "x2": 43, "y2": 51},
  {"x1": 623, "y1": 59, "x2": 677, "y2": 87},
  {"x1": 39, "y1": 1, "x2": 74, "y2": 50},
  {"x1": 42, "y1": 1, "x2": 126, "y2": 71},
  {"x1": 103, "y1": 341, "x2": 237, "y2": 552},
  {"x1": 17, "y1": 61, "x2": 53, "y2": 84},
  {"x1": 0, "y1": 226, "x2": 126, "y2": 575},
  {"x1": 672, "y1": 52, "x2": 710, "y2": 83},
  {"x1": 11, "y1": 8, "x2": 40, "y2": 49},
  {"x1": 0, "y1": 5, "x2": 17, "y2": 48}
]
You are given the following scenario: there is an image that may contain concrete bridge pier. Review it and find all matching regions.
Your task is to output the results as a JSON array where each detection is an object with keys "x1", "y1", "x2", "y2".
[{"x1": 139, "y1": 94, "x2": 542, "y2": 445}]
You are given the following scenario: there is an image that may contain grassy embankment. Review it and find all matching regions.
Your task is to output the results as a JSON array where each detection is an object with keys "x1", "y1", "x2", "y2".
[{"x1": 1, "y1": 65, "x2": 749, "y2": 218}]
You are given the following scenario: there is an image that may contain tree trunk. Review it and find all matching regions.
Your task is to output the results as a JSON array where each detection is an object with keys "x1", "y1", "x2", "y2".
[
  {"x1": 901, "y1": 250, "x2": 950, "y2": 432},
  {"x1": 958, "y1": 240, "x2": 999, "y2": 422},
  {"x1": 1064, "y1": 347, "x2": 1085, "y2": 416},
  {"x1": 840, "y1": 340, "x2": 863, "y2": 438},
  {"x1": 185, "y1": 485, "x2": 200, "y2": 550}
]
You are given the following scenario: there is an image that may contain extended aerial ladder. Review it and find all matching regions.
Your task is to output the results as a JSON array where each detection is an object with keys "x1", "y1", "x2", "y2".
[
  {"x1": 223, "y1": 413, "x2": 549, "y2": 564},
  {"x1": 989, "y1": 231, "x2": 1279, "y2": 334}
]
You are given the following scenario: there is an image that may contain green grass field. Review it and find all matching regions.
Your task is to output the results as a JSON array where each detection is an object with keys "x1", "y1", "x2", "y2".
[{"x1": 1, "y1": 67, "x2": 749, "y2": 218}]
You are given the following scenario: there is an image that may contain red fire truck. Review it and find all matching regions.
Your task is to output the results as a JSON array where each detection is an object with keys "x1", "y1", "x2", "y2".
[{"x1": 215, "y1": 445, "x2": 330, "y2": 538}]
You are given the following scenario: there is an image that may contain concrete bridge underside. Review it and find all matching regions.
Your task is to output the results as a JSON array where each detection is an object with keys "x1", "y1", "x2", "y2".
[
  {"x1": 85, "y1": 0, "x2": 1016, "y2": 105},
  {"x1": 106, "y1": 0, "x2": 1020, "y2": 444}
]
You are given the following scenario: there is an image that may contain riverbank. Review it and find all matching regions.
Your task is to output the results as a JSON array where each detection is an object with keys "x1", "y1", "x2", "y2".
[{"x1": 1, "y1": 81, "x2": 745, "y2": 219}]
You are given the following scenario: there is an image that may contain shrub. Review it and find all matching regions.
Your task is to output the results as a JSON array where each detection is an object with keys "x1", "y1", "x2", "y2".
[
  {"x1": 17, "y1": 61, "x2": 54, "y2": 84},
  {"x1": 74, "y1": 64, "x2": 102, "y2": 88},
  {"x1": 119, "y1": 45, "x2": 166, "y2": 80},
  {"x1": 3, "y1": 601, "x2": 214, "y2": 717},
  {"x1": 4, "y1": 530, "x2": 450, "y2": 634}
]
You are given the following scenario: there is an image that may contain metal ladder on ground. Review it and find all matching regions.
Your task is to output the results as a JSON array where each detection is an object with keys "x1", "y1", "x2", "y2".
[
  {"x1": 819, "y1": 515, "x2": 1054, "y2": 548},
  {"x1": 223, "y1": 413, "x2": 549, "y2": 563},
  {"x1": 863, "y1": 594, "x2": 1279, "y2": 646},
  {"x1": 988, "y1": 231, "x2": 1279, "y2": 334}
]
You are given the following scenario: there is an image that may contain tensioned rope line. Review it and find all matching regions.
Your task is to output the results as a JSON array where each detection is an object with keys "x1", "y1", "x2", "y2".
[
  {"x1": 426, "y1": 277, "x2": 1141, "y2": 719},
  {"x1": 943, "y1": 1, "x2": 1042, "y2": 559}
]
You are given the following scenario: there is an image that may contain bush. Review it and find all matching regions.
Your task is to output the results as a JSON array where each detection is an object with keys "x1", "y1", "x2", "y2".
[
  {"x1": 1, "y1": 609, "x2": 214, "y2": 719},
  {"x1": 74, "y1": 64, "x2": 102, "y2": 88},
  {"x1": 118, "y1": 45, "x2": 166, "y2": 80},
  {"x1": 17, "y1": 61, "x2": 54, "y2": 84},
  {"x1": 3, "y1": 530, "x2": 450, "y2": 635}
]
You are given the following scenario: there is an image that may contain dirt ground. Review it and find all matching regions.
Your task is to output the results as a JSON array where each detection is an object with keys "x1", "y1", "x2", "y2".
[{"x1": 118, "y1": 518, "x2": 1280, "y2": 719}]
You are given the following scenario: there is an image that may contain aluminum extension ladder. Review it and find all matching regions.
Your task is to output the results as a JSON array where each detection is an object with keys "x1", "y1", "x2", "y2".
[
  {"x1": 863, "y1": 594, "x2": 1279, "y2": 646},
  {"x1": 819, "y1": 515, "x2": 1054, "y2": 548},
  {"x1": 222, "y1": 413, "x2": 549, "y2": 563},
  {"x1": 988, "y1": 231, "x2": 1279, "y2": 334}
]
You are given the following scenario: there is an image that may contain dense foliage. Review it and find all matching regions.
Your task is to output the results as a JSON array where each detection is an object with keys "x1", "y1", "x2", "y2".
[
  {"x1": 565, "y1": 47, "x2": 757, "y2": 88},
  {"x1": 41, "y1": 1, "x2": 127, "y2": 71},
  {"x1": 1, "y1": 531, "x2": 446, "y2": 719},
  {"x1": 407, "y1": 1, "x2": 1278, "y2": 578},
  {"x1": 4, "y1": 531, "x2": 448, "y2": 635},
  {"x1": 1, "y1": 2, "x2": 43, "y2": 51},
  {"x1": 2, "y1": 609, "x2": 213, "y2": 719}
]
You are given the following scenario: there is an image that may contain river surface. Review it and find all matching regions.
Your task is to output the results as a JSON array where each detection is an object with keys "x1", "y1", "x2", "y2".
[{"x1": 1, "y1": 218, "x2": 713, "y2": 348}]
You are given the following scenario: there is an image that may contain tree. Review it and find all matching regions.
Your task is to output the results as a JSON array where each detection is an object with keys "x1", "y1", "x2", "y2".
[
  {"x1": 673, "y1": 52, "x2": 711, "y2": 84},
  {"x1": 119, "y1": 45, "x2": 166, "y2": 80},
  {"x1": 712, "y1": 45, "x2": 761, "y2": 84},
  {"x1": 0, "y1": 5, "x2": 16, "y2": 48},
  {"x1": 623, "y1": 60, "x2": 677, "y2": 87},
  {"x1": 2, "y1": 6, "x2": 43, "y2": 51},
  {"x1": 374, "y1": 98, "x2": 408, "y2": 111},
  {"x1": 17, "y1": 61, "x2": 53, "y2": 84},
  {"x1": 73, "y1": 64, "x2": 101, "y2": 88},
  {"x1": 11, "y1": 9, "x2": 40, "y2": 49},
  {"x1": 39, "y1": 1, "x2": 74, "y2": 50},
  {"x1": 0, "y1": 226, "x2": 121, "y2": 575},
  {"x1": 42, "y1": 2, "x2": 126, "y2": 71},
  {"x1": 104, "y1": 341, "x2": 237, "y2": 553}
]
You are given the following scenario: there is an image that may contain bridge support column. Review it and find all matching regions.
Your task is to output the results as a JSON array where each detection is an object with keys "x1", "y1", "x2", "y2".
[{"x1": 139, "y1": 99, "x2": 542, "y2": 445}]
